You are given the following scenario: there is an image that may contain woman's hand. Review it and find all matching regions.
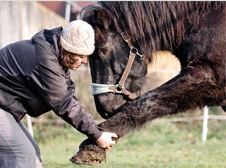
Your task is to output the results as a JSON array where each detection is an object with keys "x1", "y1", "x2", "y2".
[{"x1": 96, "y1": 132, "x2": 118, "y2": 150}]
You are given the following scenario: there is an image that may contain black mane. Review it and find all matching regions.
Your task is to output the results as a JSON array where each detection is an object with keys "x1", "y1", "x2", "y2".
[{"x1": 99, "y1": 2, "x2": 224, "y2": 57}]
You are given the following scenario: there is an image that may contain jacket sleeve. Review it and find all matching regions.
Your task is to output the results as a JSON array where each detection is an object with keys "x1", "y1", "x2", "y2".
[{"x1": 32, "y1": 47, "x2": 102, "y2": 140}]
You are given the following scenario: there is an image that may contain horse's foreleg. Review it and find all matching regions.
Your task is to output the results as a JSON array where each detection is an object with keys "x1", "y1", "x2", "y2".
[
  {"x1": 99, "y1": 66, "x2": 224, "y2": 136},
  {"x1": 71, "y1": 66, "x2": 224, "y2": 165}
]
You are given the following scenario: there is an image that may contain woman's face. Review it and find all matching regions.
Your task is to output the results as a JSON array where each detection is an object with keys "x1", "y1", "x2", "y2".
[{"x1": 61, "y1": 49, "x2": 88, "y2": 70}]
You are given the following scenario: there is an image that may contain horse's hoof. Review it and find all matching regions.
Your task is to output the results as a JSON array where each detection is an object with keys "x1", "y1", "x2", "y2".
[{"x1": 70, "y1": 138, "x2": 106, "y2": 165}]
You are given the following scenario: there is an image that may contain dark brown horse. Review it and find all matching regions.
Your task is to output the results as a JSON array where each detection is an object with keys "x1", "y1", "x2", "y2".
[{"x1": 70, "y1": 1, "x2": 226, "y2": 165}]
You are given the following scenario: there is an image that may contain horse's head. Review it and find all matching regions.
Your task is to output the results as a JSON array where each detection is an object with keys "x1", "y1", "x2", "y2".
[{"x1": 81, "y1": 5, "x2": 148, "y2": 118}]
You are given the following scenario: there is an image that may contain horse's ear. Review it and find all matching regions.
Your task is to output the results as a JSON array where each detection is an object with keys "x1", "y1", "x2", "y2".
[{"x1": 80, "y1": 5, "x2": 112, "y2": 31}]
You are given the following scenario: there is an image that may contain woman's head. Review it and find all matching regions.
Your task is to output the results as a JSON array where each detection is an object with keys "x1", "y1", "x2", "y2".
[
  {"x1": 60, "y1": 49, "x2": 88, "y2": 69},
  {"x1": 60, "y1": 20, "x2": 94, "y2": 69}
]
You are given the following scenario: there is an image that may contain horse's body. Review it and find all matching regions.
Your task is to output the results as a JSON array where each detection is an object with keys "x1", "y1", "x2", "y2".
[{"x1": 71, "y1": 2, "x2": 226, "y2": 165}]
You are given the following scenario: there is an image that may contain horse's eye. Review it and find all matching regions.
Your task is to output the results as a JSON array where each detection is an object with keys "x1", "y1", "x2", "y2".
[{"x1": 98, "y1": 47, "x2": 109, "y2": 56}]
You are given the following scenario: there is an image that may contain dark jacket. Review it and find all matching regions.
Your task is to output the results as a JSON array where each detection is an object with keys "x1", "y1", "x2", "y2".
[{"x1": 0, "y1": 27, "x2": 101, "y2": 139}]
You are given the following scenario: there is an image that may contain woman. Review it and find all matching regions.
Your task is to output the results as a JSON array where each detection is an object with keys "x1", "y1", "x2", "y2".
[{"x1": 0, "y1": 20, "x2": 117, "y2": 168}]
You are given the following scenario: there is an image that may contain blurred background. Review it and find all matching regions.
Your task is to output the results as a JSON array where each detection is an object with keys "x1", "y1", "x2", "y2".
[{"x1": 1, "y1": 1, "x2": 226, "y2": 167}]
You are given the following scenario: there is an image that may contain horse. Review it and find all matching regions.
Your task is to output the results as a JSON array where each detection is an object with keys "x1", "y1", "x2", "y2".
[{"x1": 70, "y1": 1, "x2": 226, "y2": 165}]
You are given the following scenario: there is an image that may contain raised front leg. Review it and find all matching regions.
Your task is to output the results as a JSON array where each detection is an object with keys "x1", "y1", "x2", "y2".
[
  {"x1": 71, "y1": 65, "x2": 225, "y2": 165},
  {"x1": 99, "y1": 66, "x2": 224, "y2": 135}
]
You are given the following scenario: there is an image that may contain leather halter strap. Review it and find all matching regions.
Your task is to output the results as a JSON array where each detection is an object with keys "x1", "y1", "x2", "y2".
[{"x1": 91, "y1": 32, "x2": 148, "y2": 100}]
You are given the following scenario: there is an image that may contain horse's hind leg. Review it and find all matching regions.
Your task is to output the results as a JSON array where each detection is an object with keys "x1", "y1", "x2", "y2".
[{"x1": 71, "y1": 64, "x2": 224, "y2": 165}]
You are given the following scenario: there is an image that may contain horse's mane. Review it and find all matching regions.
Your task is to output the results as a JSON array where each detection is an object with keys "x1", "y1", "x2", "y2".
[{"x1": 98, "y1": 1, "x2": 224, "y2": 57}]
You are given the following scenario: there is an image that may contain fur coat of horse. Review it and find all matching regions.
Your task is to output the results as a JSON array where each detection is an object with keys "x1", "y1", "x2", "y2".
[{"x1": 70, "y1": 2, "x2": 226, "y2": 165}]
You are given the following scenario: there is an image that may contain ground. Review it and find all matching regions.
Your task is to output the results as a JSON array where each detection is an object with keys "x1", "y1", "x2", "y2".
[{"x1": 34, "y1": 114, "x2": 226, "y2": 168}]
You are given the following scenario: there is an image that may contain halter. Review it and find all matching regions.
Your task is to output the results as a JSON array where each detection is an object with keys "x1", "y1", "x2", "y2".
[{"x1": 91, "y1": 32, "x2": 148, "y2": 100}]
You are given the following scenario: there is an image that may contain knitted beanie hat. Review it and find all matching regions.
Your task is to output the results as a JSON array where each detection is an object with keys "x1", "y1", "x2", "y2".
[{"x1": 60, "y1": 20, "x2": 95, "y2": 55}]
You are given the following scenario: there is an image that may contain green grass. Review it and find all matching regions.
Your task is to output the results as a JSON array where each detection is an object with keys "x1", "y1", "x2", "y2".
[{"x1": 35, "y1": 119, "x2": 226, "y2": 168}]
